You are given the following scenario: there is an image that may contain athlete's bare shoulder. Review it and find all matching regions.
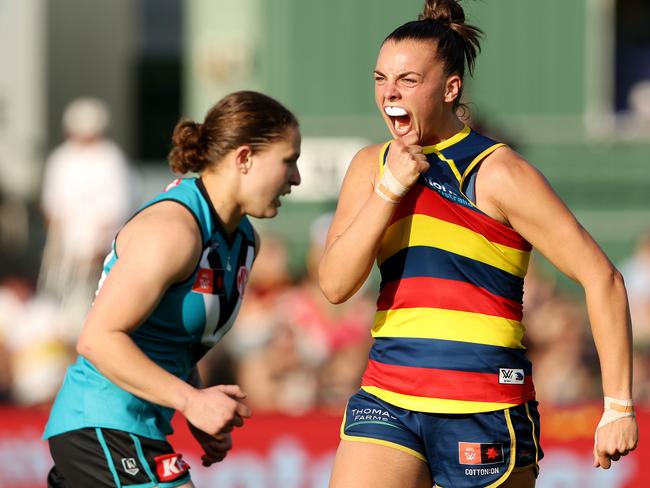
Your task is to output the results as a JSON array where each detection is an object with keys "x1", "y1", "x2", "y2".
[
  {"x1": 116, "y1": 201, "x2": 203, "y2": 283},
  {"x1": 346, "y1": 142, "x2": 388, "y2": 187}
]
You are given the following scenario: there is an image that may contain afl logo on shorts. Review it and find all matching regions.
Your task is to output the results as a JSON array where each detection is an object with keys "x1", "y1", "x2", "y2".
[{"x1": 237, "y1": 265, "x2": 249, "y2": 296}]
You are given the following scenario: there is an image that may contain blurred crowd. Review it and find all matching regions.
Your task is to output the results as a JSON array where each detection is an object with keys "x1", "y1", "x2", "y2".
[{"x1": 1, "y1": 99, "x2": 650, "y2": 412}]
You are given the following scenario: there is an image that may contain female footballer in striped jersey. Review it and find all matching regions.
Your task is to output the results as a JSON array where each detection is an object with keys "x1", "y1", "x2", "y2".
[
  {"x1": 43, "y1": 91, "x2": 301, "y2": 487},
  {"x1": 319, "y1": 1, "x2": 638, "y2": 486}
]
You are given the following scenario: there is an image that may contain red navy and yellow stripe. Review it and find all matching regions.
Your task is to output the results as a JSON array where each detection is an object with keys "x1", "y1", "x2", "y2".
[{"x1": 364, "y1": 127, "x2": 535, "y2": 414}]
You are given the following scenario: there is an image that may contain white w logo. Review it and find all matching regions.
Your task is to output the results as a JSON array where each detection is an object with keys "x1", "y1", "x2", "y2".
[{"x1": 465, "y1": 451, "x2": 477, "y2": 461}]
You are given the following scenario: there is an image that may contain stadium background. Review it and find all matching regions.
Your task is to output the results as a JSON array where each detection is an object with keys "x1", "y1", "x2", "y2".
[{"x1": 1, "y1": 0, "x2": 649, "y2": 486}]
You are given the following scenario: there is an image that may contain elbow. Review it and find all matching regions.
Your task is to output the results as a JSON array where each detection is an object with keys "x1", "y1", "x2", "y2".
[
  {"x1": 593, "y1": 264, "x2": 626, "y2": 293},
  {"x1": 318, "y1": 268, "x2": 351, "y2": 304},
  {"x1": 76, "y1": 333, "x2": 92, "y2": 359},
  {"x1": 76, "y1": 328, "x2": 100, "y2": 361},
  {"x1": 319, "y1": 278, "x2": 350, "y2": 304}
]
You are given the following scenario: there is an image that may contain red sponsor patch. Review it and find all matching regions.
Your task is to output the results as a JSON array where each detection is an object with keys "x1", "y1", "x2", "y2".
[
  {"x1": 154, "y1": 453, "x2": 190, "y2": 482},
  {"x1": 459, "y1": 442, "x2": 504, "y2": 465},
  {"x1": 459, "y1": 442, "x2": 481, "y2": 465},
  {"x1": 192, "y1": 268, "x2": 214, "y2": 293}
]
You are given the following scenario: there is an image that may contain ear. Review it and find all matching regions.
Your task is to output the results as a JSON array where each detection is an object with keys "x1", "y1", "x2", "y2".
[
  {"x1": 234, "y1": 145, "x2": 253, "y2": 174},
  {"x1": 444, "y1": 74, "x2": 462, "y2": 104}
]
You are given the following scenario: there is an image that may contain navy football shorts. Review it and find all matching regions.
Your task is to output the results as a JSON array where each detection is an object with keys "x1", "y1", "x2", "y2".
[
  {"x1": 47, "y1": 427, "x2": 192, "y2": 488},
  {"x1": 341, "y1": 389, "x2": 543, "y2": 488}
]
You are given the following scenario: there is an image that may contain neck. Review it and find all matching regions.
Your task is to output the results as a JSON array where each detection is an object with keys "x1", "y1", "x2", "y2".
[
  {"x1": 422, "y1": 110, "x2": 465, "y2": 146},
  {"x1": 200, "y1": 170, "x2": 242, "y2": 237}
]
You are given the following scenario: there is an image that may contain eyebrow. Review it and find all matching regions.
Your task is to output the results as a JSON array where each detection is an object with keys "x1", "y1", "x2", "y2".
[{"x1": 373, "y1": 69, "x2": 423, "y2": 78}]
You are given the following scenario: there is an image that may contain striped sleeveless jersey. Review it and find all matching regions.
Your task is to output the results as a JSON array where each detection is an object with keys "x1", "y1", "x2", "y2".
[{"x1": 361, "y1": 126, "x2": 535, "y2": 414}]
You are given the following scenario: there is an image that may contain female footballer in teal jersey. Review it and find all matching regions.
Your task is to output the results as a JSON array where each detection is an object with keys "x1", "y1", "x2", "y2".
[
  {"x1": 43, "y1": 91, "x2": 301, "y2": 487},
  {"x1": 319, "y1": 1, "x2": 638, "y2": 487}
]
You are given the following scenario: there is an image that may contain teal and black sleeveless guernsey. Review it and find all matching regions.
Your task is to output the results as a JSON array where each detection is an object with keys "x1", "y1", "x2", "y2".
[{"x1": 44, "y1": 177, "x2": 257, "y2": 441}]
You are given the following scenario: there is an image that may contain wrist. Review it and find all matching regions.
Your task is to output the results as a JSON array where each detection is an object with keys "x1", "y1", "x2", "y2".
[
  {"x1": 596, "y1": 396, "x2": 635, "y2": 432},
  {"x1": 177, "y1": 381, "x2": 198, "y2": 415},
  {"x1": 375, "y1": 166, "x2": 408, "y2": 204},
  {"x1": 604, "y1": 396, "x2": 634, "y2": 413}
]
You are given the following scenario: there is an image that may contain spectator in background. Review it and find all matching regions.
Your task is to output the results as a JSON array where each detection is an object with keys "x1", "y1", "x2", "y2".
[
  {"x1": 619, "y1": 231, "x2": 650, "y2": 402},
  {"x1": 620, "y1": 231, "x2": 650, "y2": 348},
  {"x1": 0, "y1": 277, "x2": 70, "y2": 405},
  {"x1": 218, "y1": 234, "x2": 314, "y2": 413},
  {"x1": 280, "y1": 213, "x2": 374, "y2": 412},
  {"x1": 38, "y1": 97, "x2": 133, "y2": 344}
]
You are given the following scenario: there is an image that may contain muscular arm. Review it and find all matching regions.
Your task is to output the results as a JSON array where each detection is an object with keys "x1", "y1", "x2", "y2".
[
  {"x1": 476, "y1": 147, "x2": 637, "y2": 467},
  {"x1": 319, "y1": 132, "x2": 429, "y2": 304},
  {"x1": 76, "y1": 202, "x2": 249, "y2": 435},
  {"x1": 319, "y1": 145, "x2": 396, "y2": 303}
]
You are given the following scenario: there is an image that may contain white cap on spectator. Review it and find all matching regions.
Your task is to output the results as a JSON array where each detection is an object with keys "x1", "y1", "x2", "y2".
[{"x1": 62, "y1": 97, "x2": 110, "y2": 138}]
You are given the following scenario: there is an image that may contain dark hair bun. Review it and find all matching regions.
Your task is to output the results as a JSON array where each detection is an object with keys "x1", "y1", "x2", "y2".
[
  {"x1": 169, "y1": 120, "x2": 207, "y2": 174},
  {"x1": 419, "y1": 0, "x2": 466, "y2": 25}
]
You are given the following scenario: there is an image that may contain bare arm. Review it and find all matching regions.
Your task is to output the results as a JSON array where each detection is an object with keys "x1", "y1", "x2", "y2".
[
  {"x1": 476, "y1": 147, "x2": 638, "y2": 467},
  {"x1": 77, "y1": 202, "x2": 250, "y2": 435},
  {"x1": 319, "y1": 131, "x2": 428, "y2": 303}
]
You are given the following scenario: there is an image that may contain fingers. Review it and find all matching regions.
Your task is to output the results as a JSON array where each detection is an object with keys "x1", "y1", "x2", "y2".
[
  {"x1": 593, "y1": 418, "x2": 638, "y2": 470},
  {"x1": 216, "y1": 384, "x2": 247, "y2": 400},
  {"x1": 184, "y1": 386, "x2": 251, "y2": 436},
  {"x1": 236, "y1": 401, "x2": 252, "y2": 419},
  {"x1": 201, "y1": 433, "x2": 233, "y2": 466}
]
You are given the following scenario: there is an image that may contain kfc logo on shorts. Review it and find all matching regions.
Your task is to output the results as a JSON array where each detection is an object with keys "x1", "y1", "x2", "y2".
[
  {"x1": 236, "y1": 265, "x2": 249, "y2": 296},
  {"x1": 154, "y1": 453, "x2": 190, "y2": 482}
]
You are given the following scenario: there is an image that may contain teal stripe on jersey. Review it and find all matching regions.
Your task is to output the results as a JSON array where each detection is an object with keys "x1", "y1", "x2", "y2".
[{"x1": 44, "y1": 177, "x2": 257, "y2": 441}]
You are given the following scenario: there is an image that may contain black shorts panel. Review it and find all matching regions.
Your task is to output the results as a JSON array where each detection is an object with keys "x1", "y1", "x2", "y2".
[{"x1": 48, "y1": 428, "x2": 191, "y2": 487}]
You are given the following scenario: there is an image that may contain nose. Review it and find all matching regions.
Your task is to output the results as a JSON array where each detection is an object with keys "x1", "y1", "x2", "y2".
[
  {"x1": 383, "y1": 80, "x2": 400, "y2": 102},
  {"x1": 290, "y1": 165, "x2": 301, "y2": 186}
]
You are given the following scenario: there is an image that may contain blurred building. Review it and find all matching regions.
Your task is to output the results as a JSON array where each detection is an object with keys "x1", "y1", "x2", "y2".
[{"x1": 2, "y1": 0, "x2": 649, "y2": 278}]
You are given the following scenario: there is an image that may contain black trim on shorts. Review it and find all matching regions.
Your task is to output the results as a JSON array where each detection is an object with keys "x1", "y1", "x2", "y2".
[{"x1": 47, "y1": 428, "x2": 190, "y2": 487}]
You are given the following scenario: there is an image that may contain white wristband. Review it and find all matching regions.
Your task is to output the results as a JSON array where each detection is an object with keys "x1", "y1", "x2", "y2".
[
  {"x1": 596, "y1": 397, "x2": 634, "y2": 432},
  {"x1": 375, "y1": 165, "x2": 409, "y2": 204}
]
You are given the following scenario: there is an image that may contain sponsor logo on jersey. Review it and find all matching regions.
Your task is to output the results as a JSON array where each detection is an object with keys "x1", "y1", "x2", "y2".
[
  {"x1": 236, "y1": 265, "x2": 249, "y2": 296},
  {"x1": 458, "y1": 442, "x2": 504, "y2": 465},
  {"x1": 154, "y1": 453, "x2": 190, "y2": 482},
  {"x1": 164, "y1": 178, "x2": 182, "y2": 191},
  {"x1": 498, "y1": 368, "x2": 525, "y2": 385},
  {"x1": 192, "y1": 268, "x2": 215, "y2": 293},
  {"x1": 121, "y1": 457, "x2": 139, "y2": 476}
]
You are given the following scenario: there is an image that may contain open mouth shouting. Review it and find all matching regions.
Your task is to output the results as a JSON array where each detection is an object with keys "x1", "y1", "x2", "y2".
[{"x1": 384, "y1": 106, "x2": 412, "y2": 137}]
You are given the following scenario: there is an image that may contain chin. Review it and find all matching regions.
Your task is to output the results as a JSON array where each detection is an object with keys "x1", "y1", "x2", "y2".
[{"x1": 249, "y1": 207, "x2": 279, "y2": 219}]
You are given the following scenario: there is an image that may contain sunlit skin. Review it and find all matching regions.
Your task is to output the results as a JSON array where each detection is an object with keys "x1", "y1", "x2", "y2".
[
  {"x1": 374, "y1": 39, "x2": 463, "y2": 146},
  {"x1": 321, "y1": 29, "x2": 637, "y2": 488},
  {"x1": 239, "y1": 126, "x2": 302, "y2": 219},
  {"x1": 71, "y1": 124, "x2": 302, "y2": 488},
  {"x1": 201, "y1": 125, "x2": 302, "y2": 236}
]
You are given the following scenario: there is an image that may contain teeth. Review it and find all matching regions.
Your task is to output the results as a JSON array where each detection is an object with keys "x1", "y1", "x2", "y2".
[{"x1": 384, "y1": 106, "x2": 407, "y2": 116}]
